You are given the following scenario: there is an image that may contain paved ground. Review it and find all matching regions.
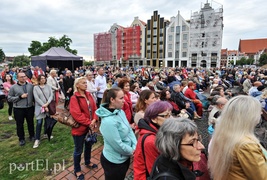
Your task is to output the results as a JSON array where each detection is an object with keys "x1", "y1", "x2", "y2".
[
  {"x1": 53, "y1": 86, "x2": 241, "y2": 179},
  {"x1": 52, "y1": 103, "x2": 134, "y2": 180}
]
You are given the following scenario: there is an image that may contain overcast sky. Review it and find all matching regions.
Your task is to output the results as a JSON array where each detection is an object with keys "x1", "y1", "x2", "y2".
[{"x1": 0, "y1": 0, "x2": 266, "y2": 60}]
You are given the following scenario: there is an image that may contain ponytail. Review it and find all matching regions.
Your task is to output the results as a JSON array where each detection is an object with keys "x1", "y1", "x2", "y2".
[{"x1": 101, "y1": 87, "x2": 122, "y2": 105}]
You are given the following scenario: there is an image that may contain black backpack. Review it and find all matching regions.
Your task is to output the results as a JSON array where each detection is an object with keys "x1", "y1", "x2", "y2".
[
  {"x1": 141, "y1": 133, "x2": 178, "y2": 180},
  {"x1": 147, "y1": 156, "x2": 179, "y2": 180}
]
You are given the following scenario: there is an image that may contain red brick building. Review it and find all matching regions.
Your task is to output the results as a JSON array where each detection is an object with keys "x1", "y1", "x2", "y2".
[
  {"x1": 94, "y1": 32, "x2": 112, "y2": 62},
  {"x1": 117, "y1": 26, "x2": 141, "y2": 61}
]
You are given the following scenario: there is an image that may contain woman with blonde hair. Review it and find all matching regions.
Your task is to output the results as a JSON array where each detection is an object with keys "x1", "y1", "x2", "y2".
[
  {"x1": 47, "y1": 69, "x2": 60, "y2": 104},
  {"x1": 208, "y1": 95, "x2": 267, "y2": 180},
  {"x1": 85, "y1": 71, "x2": 97, "y2": 102},
  {"x1": 69, "y1": 76, "x2": 98, "y2": 180}
]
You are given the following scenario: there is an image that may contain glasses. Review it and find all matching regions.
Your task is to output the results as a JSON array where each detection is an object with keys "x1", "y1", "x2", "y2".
[
  {"x1": 157, "y1": 112, "x2": 171, "y2": 118},
  {"x1": 180, "y1": 135, "x2": 202, "y2": 148}
]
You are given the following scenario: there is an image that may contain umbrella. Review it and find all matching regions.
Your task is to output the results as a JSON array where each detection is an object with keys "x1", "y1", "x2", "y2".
[{"x1": 45, "y1": 116, "x2": 57, "y2": 141}]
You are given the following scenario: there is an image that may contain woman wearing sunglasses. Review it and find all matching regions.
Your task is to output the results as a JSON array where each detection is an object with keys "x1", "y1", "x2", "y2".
[
  {"x1": 150, "y1": 118, "x2": 205, "y2": 179},
  {"x1": 134, "y1": 101, "x2": 173, "y2": 180}
]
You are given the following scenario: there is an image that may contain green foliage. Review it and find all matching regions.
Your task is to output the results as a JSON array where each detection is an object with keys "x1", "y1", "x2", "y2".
[
  {"x1": 246, "y1": 58, "x2": 254, "y2": 65},
  {"x1": 11, "y1": 55, "x2": 30, "y2": 67},
  {"x1": 259, "y1": 53, "x2": 267, "y2": 66},
  {"x1": 84, "y1": 61, "x2": 94, "y2": 66},
  {"x1": 28, "y1": 35, "x2": 78, "y2": 56},
  {"x1": 229, "y1": 60, "x2": 234, "y2": 65},
  {"x1": 28, "y1": 41, "x2": 43, "y2": 56},
  {"x1": 0, "y1": 48, "x2": 5, "y2": 63},
  {"x1": 236, "y1": 57, "x2": 254, "y2": 66},
  {"x1": 0, "y1": 102, "x2": 103, "y2": 179}
]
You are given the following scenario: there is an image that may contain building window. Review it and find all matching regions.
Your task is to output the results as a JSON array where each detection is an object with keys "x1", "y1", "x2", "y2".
[
  {"x1": 175, "y1": 51, "x2": 179, "y2": 58},
  {"x1": 168, "y1": 52, "x2": 172, "y2": 57},
  {"x1": 153, "y1": 29, "x2": 157, "y2": 35},
  {"x1": 171, "y1": 26, "x2": 174, "y2": 32},
  {"x1": 153, "y1": 21, "x2": 157, "y2": 28},
  {"x1": 182, "y1": 25, "x2": 186, "y2": 31},
  {"x1": 168, "y1": 35, "x2": 173, "y2": 41},
  {"x1": 183, "y1": 34, "x2": 188, "y2": 41},
  {"x1": 176, "y1": 26, "x2": 180, "y2": 32},
  {"x1": 182, "y1": 52, "x2": 187, "y2": 57},
  {"x1": 176, "y1": 34, "x2": 180, "y2": 41},
  {"x1": 182, "y1": 43, "x2": 187, "y2": 48},
  {"x1": 168, "y1": 44, "x2": 172, "y2": 49}
]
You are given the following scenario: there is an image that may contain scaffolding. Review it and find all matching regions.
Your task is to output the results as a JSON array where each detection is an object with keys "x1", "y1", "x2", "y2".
[
  {"x1": 117, "y1": 26, "x2": 141, "y2": 60},
  {"x1": 94, "y1": 32, "x2": 112, "y2": 61}
]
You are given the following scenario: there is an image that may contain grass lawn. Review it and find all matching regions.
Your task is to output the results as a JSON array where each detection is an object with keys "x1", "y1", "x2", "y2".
[{"x1": 0, "y1": 101, "x2": 103, "y2": 180}]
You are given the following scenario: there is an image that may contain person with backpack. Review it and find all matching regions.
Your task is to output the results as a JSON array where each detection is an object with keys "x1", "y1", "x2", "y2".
[
  {"x1": 149, "y1": 118, "x2": 205, "y2": 180},
  {"x1": 133, "y1": 101, "x2": 173, "y2": 180}
]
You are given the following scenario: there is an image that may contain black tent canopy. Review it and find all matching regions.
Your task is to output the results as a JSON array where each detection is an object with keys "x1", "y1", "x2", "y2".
[{"x1": 31, "y1": 47, "x2": 83, "y2": 71}]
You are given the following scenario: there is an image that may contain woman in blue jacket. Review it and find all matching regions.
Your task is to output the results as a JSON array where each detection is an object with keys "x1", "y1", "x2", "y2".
[{"x1": 96, "y1": 87, "x2": 137, "y2": 180}]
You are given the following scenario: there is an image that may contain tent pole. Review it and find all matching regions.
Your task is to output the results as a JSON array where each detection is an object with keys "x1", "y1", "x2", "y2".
[{"x1": 72, "y1": 60, "x2": 74, "y2": 71}]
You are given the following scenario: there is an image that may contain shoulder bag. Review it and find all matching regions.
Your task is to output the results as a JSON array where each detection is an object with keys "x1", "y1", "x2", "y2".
[
  {"x1": 39, "y1": 86, "x2": 56, "y2": 115},
  {"x1": 55, "y1": 95, "x2": 80, "y2": 128}
]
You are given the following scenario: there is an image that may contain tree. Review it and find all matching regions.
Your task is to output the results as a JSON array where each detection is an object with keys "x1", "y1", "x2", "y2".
[
  {"x1": 229, "y1": 60, "x2": 234, "y2": 65},
  {"x1": 236, "y1": 57, "x2": 247, "y2": 66},
  {"x1": 259, "y1": 53, "x2": 267, "y2": 66},
  {"x1": 28, "y1": 35, "x2": 78, "y2": 56},
  {"x1": 246, "y1": 58, "x2": 254, "y2": 65},
  {"x1": 84, "y1": 61, "x2": 94, "y2": 66},
  {"x1": 28, "y1": 41, "x2": 43, "y2": 56},
  {"x1": 11, "y1": 55, "x2": 30, "y2": 67},
  {"x1": 0, "y1": 48, "x2": 5, "y2": 63}
]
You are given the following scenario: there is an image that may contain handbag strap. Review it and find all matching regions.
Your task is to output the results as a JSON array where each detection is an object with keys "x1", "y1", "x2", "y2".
[
  {"x1": 83, "y1": 95, "x2": 93, "y2": 119},
  {"x1": 142, "y1": 133, "x2": 153, "y2": 178},
  {"x1": 38, "y1": 86, "x2": 48, "y2": 101}
]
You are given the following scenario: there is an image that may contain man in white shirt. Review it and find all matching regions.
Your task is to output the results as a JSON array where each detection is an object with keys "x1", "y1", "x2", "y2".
[{"x1": 94, "y1": 67, "x2": 107, "y2": 107}]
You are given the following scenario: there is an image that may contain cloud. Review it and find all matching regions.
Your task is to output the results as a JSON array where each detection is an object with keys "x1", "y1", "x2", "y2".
[{"x1": 0, "y1": 0, "x2": 267, "y2": 59}]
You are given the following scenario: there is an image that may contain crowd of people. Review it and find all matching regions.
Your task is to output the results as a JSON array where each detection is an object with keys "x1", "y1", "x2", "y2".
[{"x1": 1, "y1": 64, "x2": 267, "y2": 179}]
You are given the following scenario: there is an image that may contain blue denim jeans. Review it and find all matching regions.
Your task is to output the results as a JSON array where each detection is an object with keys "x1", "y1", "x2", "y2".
[
  {"x1": 73, "y1": 133, "x2": 92, "y2": 173},
  {"x1": 35, "y1": 119, "x2": 43, "y2": 140},
  {"x1": 189, "y1": 102, "x2": 196, "y2": 111}
]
